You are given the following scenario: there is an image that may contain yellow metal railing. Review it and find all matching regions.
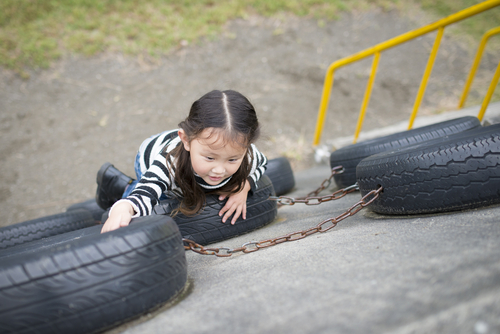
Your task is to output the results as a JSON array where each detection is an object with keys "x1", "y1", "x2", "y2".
[
  {"x1": 312, "y1": 0, "x2": 500, "y2": 146},
  {"x1": 477, "y1": 61, "x2": 500, "y2": 120},
  {"x1": 458, "y1": 26, "x2": 500, "y2": 120}
]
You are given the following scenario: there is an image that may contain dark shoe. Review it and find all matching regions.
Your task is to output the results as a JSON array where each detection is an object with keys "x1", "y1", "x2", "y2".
[{"x1": 95, "y1": 162, "x2": 134, "y2": 210}]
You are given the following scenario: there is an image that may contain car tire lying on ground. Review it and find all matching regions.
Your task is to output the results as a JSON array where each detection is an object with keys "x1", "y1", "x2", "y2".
[
  {"x1": 0, "y1": 209, "x2": 97, "y2": 250},
  {"x1": 0, "y1": 215, "x2": 187, "y2": 334},
  {"x1": 356, "y1": 124, "x2": 500, "y2": 215},
  {"x1": 330, "y1": 116, "x2": 482, "y2": 188},
  {"x1": 264, "y1": 157, "x2": 295, "y2": 195},
  {"x1": 152, "y1": 174, "x2": 277, "y2": 245}
]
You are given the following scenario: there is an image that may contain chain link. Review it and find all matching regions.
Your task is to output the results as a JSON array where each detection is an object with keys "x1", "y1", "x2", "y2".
[
  {"x1": 305, "y1": 166, "x2": 343, "y2": 197},
  {"x1": 268, "y1": 166, "x2": 359, "y2": 206},
  {"x1": 183, "y1": 186, "x2": 383, "y2": 257}
]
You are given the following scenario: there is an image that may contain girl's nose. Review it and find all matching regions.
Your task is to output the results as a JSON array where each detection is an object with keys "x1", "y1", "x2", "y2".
[{"x1": 212, "y1": 165, "x2": 225, "y2": 174}]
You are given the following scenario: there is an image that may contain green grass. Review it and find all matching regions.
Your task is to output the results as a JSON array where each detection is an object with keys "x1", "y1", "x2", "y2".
[
  {"x1": 1, "y1": 0, "x2": 499, "y2": 78},
  {"x1": 417, "y1": 0, "x2": 500, "y2": 43},
  {"x1": 0, "y1": 0, "x2": 352, "y2": 75},
  {"x1": 411, "y1": 0, "x2": 500, "y2": 74}
]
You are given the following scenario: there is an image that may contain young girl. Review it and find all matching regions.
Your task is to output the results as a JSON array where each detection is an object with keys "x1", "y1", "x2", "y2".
[{"x1": 97, "y1": 90, "x2": 267, "y2": 233}]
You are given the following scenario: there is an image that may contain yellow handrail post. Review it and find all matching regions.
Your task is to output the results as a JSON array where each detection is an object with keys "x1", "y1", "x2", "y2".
[
  {"x1": 477, "y1": 61, "x2": 500, "y2": 121},
  {"x1": 353, "y1": 52, "x2": 381, "y2": 143},
  {"x1": 313, "y1": 66, "x2": 336, "y2": 146},
  {"x1": 407, "y1": 26, "x2": 445, "y2": 130},
  {"x1": 458, "y1": 26, "x2": 500, "y2": 109}
]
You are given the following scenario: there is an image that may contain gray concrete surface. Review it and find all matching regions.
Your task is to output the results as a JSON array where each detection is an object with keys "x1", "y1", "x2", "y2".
[{"x1": 111, "y1": 162, "x2": 500, "y2": 334}]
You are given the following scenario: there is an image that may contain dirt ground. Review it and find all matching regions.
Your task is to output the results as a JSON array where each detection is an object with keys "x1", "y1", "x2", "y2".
[{"x1": 0, "y1": 7, "x2": 497, "y2": 227}]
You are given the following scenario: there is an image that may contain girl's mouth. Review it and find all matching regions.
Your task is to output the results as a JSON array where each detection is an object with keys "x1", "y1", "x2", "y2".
[{"x1": 209, "y1": 176, "x2": 222, "y2": 182}]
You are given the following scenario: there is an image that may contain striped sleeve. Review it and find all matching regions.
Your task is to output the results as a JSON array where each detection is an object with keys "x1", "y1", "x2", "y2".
[
  {"x1": 247, "y1": 144, "x2": 267, "y2": 190},
  {"x1": 123, "y1": 131, "x2": 180, "y2": 217}
]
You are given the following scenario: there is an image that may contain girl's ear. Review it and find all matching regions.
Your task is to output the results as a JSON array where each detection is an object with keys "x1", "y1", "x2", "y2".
[{"x1": 178, "y1": 129, "x2": 190, "y2": 151}]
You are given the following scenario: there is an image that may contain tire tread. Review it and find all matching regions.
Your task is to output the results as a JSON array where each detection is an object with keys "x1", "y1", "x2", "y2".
[
  {"x1": 0, "y1": 210, "x2": 96, "y2": 250},
  {"x1": 356, "y1": 124, "x2": 500, "y2": 214},
  {"x1": 330, "y1": 116, "x2": 481, "y2": 187}
]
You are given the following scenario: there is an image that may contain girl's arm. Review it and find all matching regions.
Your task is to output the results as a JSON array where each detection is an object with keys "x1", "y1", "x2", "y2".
[
  {"x1": 101, "y1": 132, "x2": 179, "y2": 233},
  {"x1": 218, "y1": 145, "x2": 267, "y2": 224},
  {"x1": 247, "y1": 144, "x2": 268, "y2": 190},
  {"x1": 101, "y1": 200, "x2": 135, "y2": 233},
  {"x1": 218, "y1": 179, "x2": 251, "y2": 225},
  {"x1": 101, "y1": 154, "x2": 173, "y2": 233}
]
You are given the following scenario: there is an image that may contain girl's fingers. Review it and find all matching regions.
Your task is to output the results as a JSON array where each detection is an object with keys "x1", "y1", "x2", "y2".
[
  {"x1": 119, "y1": 220, "x2": 130, "y2": 227},
  {"x1": 101, "y1": 219, "x2": 114, "y2": 233},
  {"x1": 101, "y1": 214, "x2": 131, "y2": 233},
  {"x1": 101, "y1": 223, "x2": 112, "y2": 233},
  {"x1": 101, "y1": 220, "x2": 117, "y2": 233},
  {"x1": 222, "y1": 201, "x2": 240, "y2": 223},
  {"x1": 219, "y1": 195, "x2": 247, "y2": 224},
  {"x1": 101, "y1": 202, "x2": 134, "y2": 233},
  {"x1": 219, "y1": 206, "x2": 228, "y2": 219},
  {"x1": 231, "y1": 207, "x2": 243, "y2": 225},
  {"x1": 219, "y1": 202, "x2": 233, "y2": 219},
  {"x1": 222, "y1": 205, "x2": 235, "y2": 223}
]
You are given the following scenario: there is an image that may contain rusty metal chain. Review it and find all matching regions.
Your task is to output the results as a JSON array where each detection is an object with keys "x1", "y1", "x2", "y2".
[
  {"x1": 269, "y1": 182, "x2": 360, "y2": 206},
  {"x1": 183, "y1": 186, "x2": 383, "y2": 257},
  {"x1": 268, "y1": 166, "x2": 359, "y2": 206},
  {"x1": 305, "y1": 165, "x2": 344, "y2": 197}
]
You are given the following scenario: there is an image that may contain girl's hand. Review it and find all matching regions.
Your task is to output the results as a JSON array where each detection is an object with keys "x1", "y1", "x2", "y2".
[
  {"x1": 218, "y1": 180, "x2": 251, "y2": 225},
  {"x1": 101, "y1": 201, "x2": 135, "y2": 233}
]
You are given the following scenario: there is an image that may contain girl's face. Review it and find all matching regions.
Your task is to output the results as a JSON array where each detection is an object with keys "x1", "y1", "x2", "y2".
[{"x1": 179, "y1": 128, "x2": 247, "y2": 186}]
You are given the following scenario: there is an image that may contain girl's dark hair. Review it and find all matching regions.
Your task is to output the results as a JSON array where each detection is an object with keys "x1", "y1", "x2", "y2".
[{"x1": 169, "y1": 90, "x2": 261, "y2": 216}]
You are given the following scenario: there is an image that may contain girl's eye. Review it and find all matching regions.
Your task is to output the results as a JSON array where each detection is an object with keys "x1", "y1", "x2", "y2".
[
  {"x1": 229, "y1": 158, "x2": 239, "y2": 163},
  {"x1": 205, "y1": 156, "x2": 214, "y2": 161}
]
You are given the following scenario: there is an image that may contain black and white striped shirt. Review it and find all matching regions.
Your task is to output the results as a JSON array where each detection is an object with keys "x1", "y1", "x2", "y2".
[{"x1": 119, "y1": 129, "x2": 267, "y2": 217}]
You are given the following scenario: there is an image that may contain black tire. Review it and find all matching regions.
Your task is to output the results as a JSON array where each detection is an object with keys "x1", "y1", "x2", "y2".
[
  {"x1": 67, "y1": 199, "x2": 106, "y2": 221},
  {"x1": 153, "y1": 175, "x2": 278, "y2": 245},
  {"x1": 0, "y1": 209, "x2": 97, "y2": 250},
  {"x1": 264, "y1": 157, "x2": 295, "y2": 196},
  {"x1": 330, "y1": 116, "x2": 482, "y2": 188},
  {"x1": 0, "y1": 215, "x2": 187, "y2": 334},
  {"x1": 356, "y1": 124, "x2": 500, "y2": 215}
]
